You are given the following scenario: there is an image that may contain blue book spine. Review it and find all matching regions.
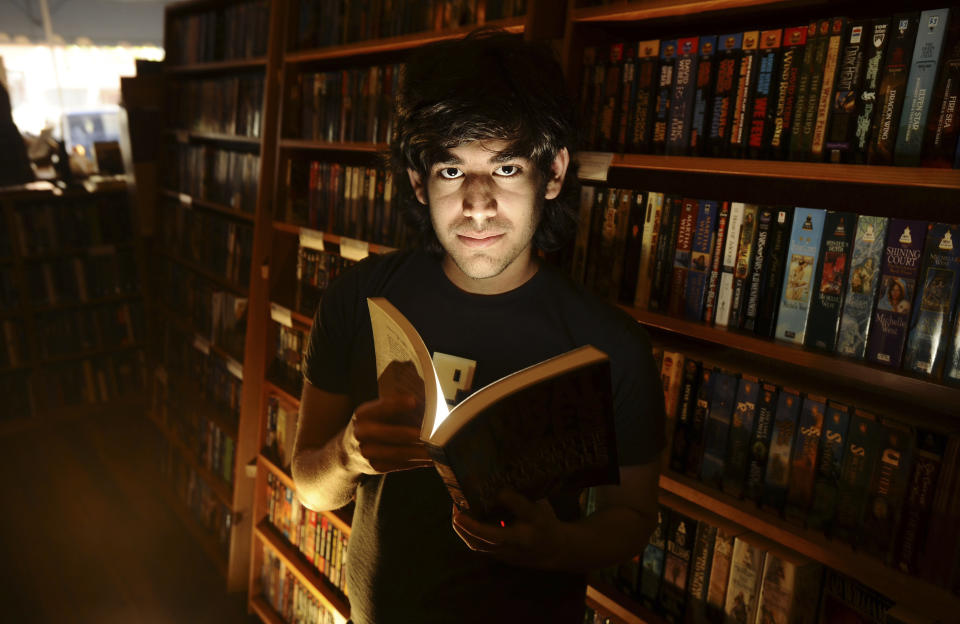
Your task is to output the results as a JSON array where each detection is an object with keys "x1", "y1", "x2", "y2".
[
  {"x1": 807, "y1": 402, "x2": 852, "y2": 530},
  {"x1": 653, "y1": 39, "x2": 679, "y2": 154},
  {"x1": 699, "y1": 371, "x2": 738, "y2": 489},
  {"x1": 685, "y1": 199, "x2": 719, "y2": 320},
  {"x1": 895, "y1": 9, "x2": 952, "y2": 165},
  {"x1": 836, "y1": 215, "x2": 889, "y2": 358},
  {"x1": 762, "y1": 388, "x2": 802, "y2": 512},
  {"x1": 667, "y1": 37, "x2": 701, "y2": 155},
  {"x1": 721, "y1": 375, "x2": 760, "y2": 497},
  {"x1": 690, "y1": 35, "x2": 719, "y2": 155},
  {"x1": 774, "y1": 207, "x2": 828, "y2": 344},
  {"x1": 784, "y1": 394, "x2": 827, "y2": 523}
]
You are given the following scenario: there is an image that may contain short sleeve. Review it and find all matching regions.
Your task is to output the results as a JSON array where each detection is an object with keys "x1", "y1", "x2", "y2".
[{"x1": 302, "y1": 269, "x2": 358, "y2": 394}]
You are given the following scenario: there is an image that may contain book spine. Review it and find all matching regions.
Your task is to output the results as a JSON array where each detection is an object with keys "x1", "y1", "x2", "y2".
[
  {"x1": 868, "y1": 14, "x2": 920, "y2": 165},
  {"x1": 705, "y1": 527, "x2": 738, "y2": 622},
  {"x1": 618, "y1": 191, "x2": 648, "y2": 305},
  {"x1": 685, "y1": 367, "x2": 714, "y2": 478},
  {"x1": 835, "y1": 215, "x2": 889, "y2": 358},
  {"x1": 634, "y1": 192, "x2": 664, "y2": 308},
  {"x1": 684, "y1": 199, "x2": 719, "y2": 321},
  {"x1": 690, "y1": 35, "x2": 719, "y2": 156},
  {"x1": 670, "y1": 359, "x2": 702, "y2": 474},
  {"x1": 895, "y1": 9, "x2": 951, "y2": 166},
  {"x1": 754, "y1": 207, "x2": 794, "y2": 337},
  {"x1": 703, "y1": 202, "x2": 731, "y2": 324},
  {"x1": 650, "y1": 196, "x2": 681, "y2": 312},
  {"x1": 793, "y1": 19, "x2": 831, "y2": 161},
  {"x1": 770, "y1": 26, "x2": 808, "y2": 159},
  {"x1": 667, "y1": 198, "x2": 699, "y2": 316},
  {"x1": 700, "y1": 371, "x2": 739, "y2": 490},
  {"x1": 729, "y1": 204, "x2": 759, "y2": 328},
  {"x1": 832, "y1": 410, "x2": 882, "y2": 544},
  {"x1": 748, "y1": 29, "x2": 784, "y2": 159},
  {"x1": 921, "y1": 16, "x2": 960, "y2": 167},
  {"x1": 714, "y1": 202, "x2": 746, "y2": 327},
  {"x1": 708, "y1": 33, "x2": 744, "y2": 157},
  {"x1": 742, "y1": 208, "x2": 773, "y2": 331},
  {"x1": 826, "y1": 21, "x2": 868, "y2": 162},
  {"x1": 724, "y1": 536, "x2": 766, "y2": 624},
  {"x1": 598, "y1": 44, "x2": 625, "y2": 152},
  {"x1": 804, "y1": 211, "x2": 856, "y2": 351},
  {"x1": 729, "y1": 31, "x2": 760, "y2": 157},
  {"x1": 784, "y1": 394, "x2": 827, "y2": 524},
  {"x1": 865, "y1": 218, "x2": 929, "y2": 368},
  {"x1": 860, "y1": 418, "x2": 916, "y2": 563},
  {"x1": 639, "y1": 505, "x2": 670, "y2": 607},
  {"x1": 616, "y1": 42, "x2": 637, "y2": 153},
  {"x1": 659, "y1": 512, "x2": 698, "y2": 621},
  {"x1": 745, "y1": 384, "x2": 778, "y2": 503},
  {"x1": 893, "y1": 429, "x2": 947, "y2": 574},
  {"x1": 775, "y1": 207, "x2": 828, "y2": 344},
  {"x1": 721, "y1": 375, "x2": 760, "y2": 498},
  {"x1": 686, "y1": 521, "x2": 718, "y2": 624},
  {"x1": 788, "y1": 21, "x2": 820, "y2": 160},
  {"x1": 807, "y1": 402, "x2": 852, "y2": 531},
  {"x1": 629, "y1": 40, "x2": 661, "y2": 153},
  {"x1": 810, "y1": 17, "x2": 846, "y2": 161},
  {"x1": 947, "y1": 306, "x2": 960, "y2": 385},
  {"x1": 852, "y1": 19, "x2": 893, "y2": 162},
  {"x1": 667, "y1": 37, "x2": 700, "y2": 155},
  {"x1": 653, "y1": 40, "x2": 678, "y2": 154},
  {"x1": 762, "y1": 388, "x2": 802, "y2": 513}
]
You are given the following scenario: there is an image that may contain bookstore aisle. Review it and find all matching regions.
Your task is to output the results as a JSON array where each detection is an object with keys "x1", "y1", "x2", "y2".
[{"x1": 0, "y1": 409, "x2": 257, "y2": 623}]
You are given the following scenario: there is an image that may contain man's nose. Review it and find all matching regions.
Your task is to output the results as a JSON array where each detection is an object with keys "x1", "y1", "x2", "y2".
[{"x1": 461, "y1": 175, "x2": 497, "y2": 225}]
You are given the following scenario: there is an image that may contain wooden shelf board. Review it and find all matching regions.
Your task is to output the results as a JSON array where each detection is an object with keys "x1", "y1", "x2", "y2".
[
  {"x1": 249, "y1": 594, "x2": 284, "y2": 624},
  {"x1": 623, "y1": 306, "x2": 960, "y2": 419},
  {"x1": 159, "y1": 189, "x2": 255, "y2": 222},
  {"x1": 573, "y1": 0, "x2": 825, "y2": 22},
  {"x1": 257, "y1": 452, "x2": 353, "y2": 537},
  {"x1": 164, "y1": 57, "x2": 267, "y2": 74},
  {"x1": 586, "y1": 579, "x2": 666, "y2": 624},
  {"x1": 154, "y1": 301, "x2": 244, "y2": 365},
  {"x1": 659, "y1": 471, "x2": 960, "y2": 621},
  {"x1": 279, "y1": 139, "x2": 384, "y2": 153},
  {"x1": 270, "y1": 221, "x2": 398, "y2": 256},
  {"x1": 168, "y1": 129, "x2": 262, "y2": 146},
  {"x1": 255, "y1": 520, "x2": 350, "y2": 620},
  {"x1": 264, "y1": 378, "x2": 300, "y2": 410},
  {"x1": 608, "y1": 154, "x2": 960, "y2": 190},
  {"x1": 284, "y1": 17, "x2": 525, "y2": 63},
  {"x1": 155, "y1": 247, "x2": 249, "y2": 297}
]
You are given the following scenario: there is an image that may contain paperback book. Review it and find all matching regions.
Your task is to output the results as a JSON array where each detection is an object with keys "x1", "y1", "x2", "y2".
[
  {"x1": 774, "y1": 207, "x2": 827, "y2": 344},
  {"x1": 836, "y1": 215, "x2": 889, "y2": 359},
  {"x1": 805, "y1": 211, "x2": 856, "y2": 351}
]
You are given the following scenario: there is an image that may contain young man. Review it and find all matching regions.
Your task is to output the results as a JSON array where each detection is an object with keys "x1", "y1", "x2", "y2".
[{"x1": 292, "y1": 29, "x2": 665, "y2": 624}]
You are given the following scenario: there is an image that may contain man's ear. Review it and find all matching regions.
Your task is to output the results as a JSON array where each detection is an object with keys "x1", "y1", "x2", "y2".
[
  {"x1": 407, "y1": 168, "x2": 427, "y2": 205},
  {"x1": 544, "y1": 147, "x2": 570, "y2": 200}
]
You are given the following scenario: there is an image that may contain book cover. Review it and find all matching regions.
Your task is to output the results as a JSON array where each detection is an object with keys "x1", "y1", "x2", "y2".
[
  {"x1": 690, "y1": 35, "x2": 718, "y2": 156},
  {"x1": 770, "y1": 26, "x2": 809, "y2": 159},
  {"x1": 762, "y1": 388, "x2": 802, "y2": 513},
  {"x1": 806, "y1": 401, "x2": 852, "y2": 531},
  {"x1": 708, "y1": 33, "x2": 744, "y2": 157},
  {"x1": 367, "y1": 298, "x2": 619, "y2": 522},
  {"x1": 894, "y1": 9, "x2": 951, "y2": 166},
  {"x1": 921, "y1": 15, "x2": 960, "y2": 167},
  {"x1": 714, "y1": 202, "x2": 746, "y2": 327},
  {"x1": 747, "y1": 29, "x2": 784, "y2": 159},
  {"x1": 686, "y1": 517, "x2": 717, "y2": 624},
  {"x1": 705, "y1": 523, "x2": 746, "y2": 623},
  {"x1": 724, "y1": 534, "x2": 768, "y2": 624},
  {"x1": 684, "y1": 199, "x2": 719, "y2": 321},
  {"x1": 866, "y1": 218, "x2": 929, "y2": 368},
  {"x1": 699, "y1": 370, "x2": 739, "y2": 490},
  {"x1": 754, "y1": 207, "x2": 794, "y2": 337},
  {"x1": 754, "y1": 546, "x2": 824, "y2": 624},
  {"x1": 903, "y1": 223, "x2": 960, "y2": 377},
  {"x1": 774, "y1": 207, "x2": 827, "y2": 344},
  {"x1": 639, "y1": 504, "x2": 671, "y2": 607},
  {"x1": 667, "y1": 37, "x2": 700, "y2": 155},
  {"x1": 649, "y1": 195, "x2": 680, "y2": 312},
  {"x1": 810, "y1": 17, "x2": 847, "y2": 161},
  {"x1": 629, "y1": 39, "x2": 662, "y2": 153},
  {"x1": 634, "y1": 191, "x2": 664, "y2": 309},
  {"x1": 721, "y1": 375, "x2": 760, "y2": 499},
  {"x1": 860, "y1": 418, "x2": 916, "y2": 563},
  {"x1": 685, "y1": 367, "x2": 714, "y2": 479},
  {"x1": 703, "y1": 201, "x2": 731, "y2": 325},
  {"x1": 833, "y1": 409, "x2": 882, "y2": 544},
  {"x1": 868, "y1": 14, "x2": 920, "y2": 165},
  {"x1": 805, "y1": 211, "x2": 856, "y2": 351},
  {"x1": 742, "y1": 207, "x2": 774, "y2": 332},
  {"x1": 784, "y1": 394, "x2": 827, "y2": 525},
  {"x1": 852, "y1": 18, "x2": 893, "y2": 163},
  {"x1": 792, "y1": 19, "x2": 831, "y2": 161},
  {"x1": 893, "y1": 428, "x2": 947, "y2": 574},
  {"x1": 618, "y1": 190, "x2": 649, "y2": 305},
  {"x1": 835, "y1": 215, "x2": 889, "y2": 358},
  {"x1": 745, "y1": 383, "x2": 778, "y2": 504},
  {"x1": 659, "y1": 510, "x2": 698, "y2": 621},
  {"x1": 817, "y1": 568, "x2": 894, "y2": 624},
  {"x1": 826, "y1": 21, "x2": 868, "y2": 162},
  {"x1": 669, "y1": 358, "x2": 701, "y2": 475},
  {"x1": 667, "y1": 198, "x2": 699, "y2": 316},
  {"x1": 729, "y1": 31, "x2": 761, "y2": 157},
  {"x1": 653, "y1": 39, "x2": 679, "y2": 154},
  {"x1": 728, "y1": 203, "x2": 759, "y2": 329}
]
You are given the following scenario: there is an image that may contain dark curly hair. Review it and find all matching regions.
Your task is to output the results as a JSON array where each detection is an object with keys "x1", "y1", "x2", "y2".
[{"x1": 390, "y1": 28, "x2": 581, "y2": 255}]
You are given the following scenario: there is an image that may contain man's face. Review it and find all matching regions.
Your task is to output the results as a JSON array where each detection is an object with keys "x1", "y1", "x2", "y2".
[{"x1": 408, "y1": 139, "x2": 568, "y2": 294}]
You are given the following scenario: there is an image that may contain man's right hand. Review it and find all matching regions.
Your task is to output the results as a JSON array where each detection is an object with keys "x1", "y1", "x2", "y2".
[{"x1": 344, "y1": 394, "x2": 433, "y2": 474}]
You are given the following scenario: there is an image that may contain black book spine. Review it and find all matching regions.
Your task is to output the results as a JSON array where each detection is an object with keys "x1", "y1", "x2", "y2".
[
  {"x1": 868, "y1": 13, "x2": 920, "y2": 165},
  {"x1": 826, "y1": 21, "x2": 868, "y2": 163},
  {"x1": 852, "y1": 18, "x2": 892, "y2": 163},
  {"x1": 754, "y1": 207, "x2": 794, "y2": 337}
]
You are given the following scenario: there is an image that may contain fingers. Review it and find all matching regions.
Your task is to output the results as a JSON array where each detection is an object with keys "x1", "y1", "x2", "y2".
[
  {"x1": 348, "y1": 395, "x2": 430, "y2": 474},
  {"x1": 451, "y1": 505, "x2": 503, "y2": 552},
  {"x1": 356, "y1": 394, "x2": 423, "y2": 428}
]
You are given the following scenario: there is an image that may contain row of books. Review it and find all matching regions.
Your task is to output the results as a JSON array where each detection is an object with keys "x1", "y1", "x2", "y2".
[
  {"x1": 656, "y1": 350, "x2": 960, "y2": 590},
  {"x1": 0, "y1": 268, "x2": 16, "y2": 308},
  {"x1": 25, "y1": 250, "x2": 139, "y2": 306},
  {"x1": 294, "y1": 0, "x2": 494, "y2": 50},
  {"x1": 291, "y1": 64, "x2": 400, "y2": 145},
  {"x1": 569, "y1": 185, "x2": 960, "y2": 384},
  {"x1": 295, "y1": 246, "x2": 356, "y2": 318},
  {"x1": 43, "y1": 349, "x2": 147, "y2": 408},
  {"x1": 266, "y1": 397, "x2": 298, "y2": 472},
  {"x1": 158, "y1": 437, "x2": 233, "y2": 559},
  {"x1": 13, "y1": 195, "x2": 133, "y2": 255},
  {"x1": 269, "y1": 324, "x2": 307, "y2": 400},
  {"x1": 266, "y1": 473, "x2": 350, "y2": 597},
  {"x1": 163, "y1": 143, "x2": 260, "y2": 215},
  {"x1": 158, "y1": 198, "x2": 254, "y2": 289},
  {"x1": 165, "y1": 0, "x2": 269, "y2": 66},
  {"x1": 1, "y1": 320, "x2": 24, "y2": 369},
  {"x1": 610, "y1": 494, "x2": 911, "y2": 624},
  {"x1": 282, "y1": 159, "x2": 411, "y2": 248},
  {"x1": 166, "y1": 75, "x2": 265, "y2": 139},
  {"x1": 0, "y1": 371, "x2": 33, "y2": 421},
  {"x1": 580, "y1": 8, "x2": 960, "y2": 167},
  {"x1": 260, "y1": 548, "x2": 338, "y2": 624},
  {"x1": 35, "y1": 302, "x2": 143, "y2": 360}
]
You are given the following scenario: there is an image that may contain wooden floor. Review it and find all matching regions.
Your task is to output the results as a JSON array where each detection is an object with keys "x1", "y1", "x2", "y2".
[{"x1": 0, "y1": 405, "x2": 258, "y2": 624}]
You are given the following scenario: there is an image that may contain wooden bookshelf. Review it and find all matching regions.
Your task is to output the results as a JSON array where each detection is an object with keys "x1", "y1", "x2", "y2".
[
  {"x1": 278, "y1": 139, "x2": 384, "y2": 153},
  {"x1": 167, "y1": 129, "x2": 262, "y2": 147},
  {"x1": 159, "y1": 189, "x2": 255, "y2": 223},
  {"x1": 248, "y1": 595, "x2": 284, "y2": 624},
  {"x1": 164, "y1": 57, "x2": 268, "y2": 74},
  {"x1": 159, "y1": 478, "x2": 230, "y2": 578},
  {"x1": 586, "y1": 579, "x2": 668, "y2": 624},
  {"x1": 155, "y1": 248, "x2": 250, "y2": 297}
]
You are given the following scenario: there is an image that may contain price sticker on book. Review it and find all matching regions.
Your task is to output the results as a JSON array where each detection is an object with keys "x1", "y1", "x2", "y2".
[
  {"x1": 577, "y1": 151, "x2": 615, "y2": 182},
  {"x1": 192, "y1": 334, "x2": 211, "y2": 355},
  {"x1": 340, "y1": 237, "x2": 370, "y2": 261},
  {"x1": 299, "y1": 227, "x2": 325, "y2": 252},
  {"x1": 270, "y1": 302, "x2": 293, "y2": 328},
  {"x1": 179, "y1": 193, "x2": 193, "y2": 207},
  {"x1": 226, "y1": 357, "x2": 243, "y2": 381}
]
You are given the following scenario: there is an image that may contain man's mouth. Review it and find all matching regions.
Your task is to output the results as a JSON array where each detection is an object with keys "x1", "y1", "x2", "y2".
[{"x1": 456, "y1": 233, "x2": 504, "y2": 248}]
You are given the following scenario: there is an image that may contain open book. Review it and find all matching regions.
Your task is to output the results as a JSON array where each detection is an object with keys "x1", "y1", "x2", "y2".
[{"x1": 367, "y1": 297, "x2": 620, "y2": 522}]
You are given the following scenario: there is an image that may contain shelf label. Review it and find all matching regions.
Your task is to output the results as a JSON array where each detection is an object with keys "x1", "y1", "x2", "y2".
[
  {"x1": 270, "y1": 303, "x2": 293, "y2": 328},
  {"x1": 299, "y1": 227, "x2": 325, "y2": 252},
  {"x1": 244, "y1": 458, "x2": 257, "y2": 479},
  {"x1": 226, "y1": 357, "x2": 243, "y2": 381},
  {"x1": 340, "y1": 237, "x2": 369, "y2": 261},
  {"x1": 192, "y1": 334, "x2": 211, "y2": 355},
  {"x1": 577, "y1": 151, "x2": 615, "y2": 182},
  {"x1": 86, "y1": 244, "x2": 116, "y2": 256},
  {"x1": 178, "y1": 192, "x2": 193, "y2": 207}
]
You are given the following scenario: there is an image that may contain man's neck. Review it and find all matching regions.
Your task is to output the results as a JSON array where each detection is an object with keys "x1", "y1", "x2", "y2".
[{"x1": 440, "y1": 254, "x2": 540, "y2": 295}]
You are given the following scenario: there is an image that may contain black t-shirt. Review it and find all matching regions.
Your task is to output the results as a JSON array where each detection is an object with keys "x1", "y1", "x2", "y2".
[{"x1": 304, "y1": 249, "x2": 665, "y2": 624}]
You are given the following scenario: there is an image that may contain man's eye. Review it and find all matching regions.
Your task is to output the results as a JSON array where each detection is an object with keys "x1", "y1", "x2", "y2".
[
  {"x1": 439, "y1": 167, "x2": 462, "y2": 179},
  {"x1": 495, "y1": 165, "x2": 519, "y2": 176}
]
